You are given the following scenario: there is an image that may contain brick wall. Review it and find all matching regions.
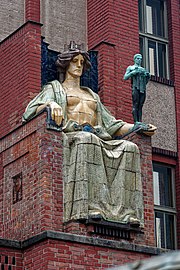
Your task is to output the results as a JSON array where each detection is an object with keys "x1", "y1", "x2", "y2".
[
  {"x1": 23, "y1": 239, "x2": 151, "y2": 270},
  {"x1": 87, "y1": 0, "x2": 140, "y2": 123},
  {"x1": 125, "y1": 133, "x2": 155, "y2": 247},
  {"x1": 0, "y1": 114, "x2": 64, "y2": 240},
  {"x1": 0, "y1": 247, "x2": 23, "y2": 270},
  {"x1": 0, "y1": 21, "x2": 41, "y2": 138},
  {"x1": 25, "y1": 0, "x2": 40, "y2": 22},
  {"x1": 0, "y1": 235, "x2": 158, "y2": 270}
]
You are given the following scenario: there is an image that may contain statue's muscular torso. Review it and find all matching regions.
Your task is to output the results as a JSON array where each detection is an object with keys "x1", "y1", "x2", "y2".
[{"x1": 64, "y1": 87, "x2": 97, "y2": 126}]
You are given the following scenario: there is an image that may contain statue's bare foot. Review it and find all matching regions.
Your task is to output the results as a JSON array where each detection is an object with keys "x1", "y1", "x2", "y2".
[
  {"x1": 129, "y1": 217, "x2": 140, "y2": 227},
  {"x1": 88, "y1": 211, "x2": 103, "y2": 220}
]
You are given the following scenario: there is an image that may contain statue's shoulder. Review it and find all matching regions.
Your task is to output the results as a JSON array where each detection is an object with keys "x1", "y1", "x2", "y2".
[
  {"x1": 44, "y1": 79, "x2": 61, "y2": 88},
  {"x1": 42, "y1": 80, "x2": 64, "y2": 93},
  {"x1": 127, "y1": 65, "x2": 135, "y2": 71}
]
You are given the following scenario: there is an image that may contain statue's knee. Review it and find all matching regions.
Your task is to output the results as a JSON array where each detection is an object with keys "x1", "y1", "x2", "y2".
[{"x1": 124, "y1": 141, "x2": 139, "y2": 153}]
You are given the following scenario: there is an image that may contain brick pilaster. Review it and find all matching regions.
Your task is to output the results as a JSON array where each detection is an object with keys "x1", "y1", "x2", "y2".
[{"x1": 25, "y1": 0, "x2": 40, "y2": 22}]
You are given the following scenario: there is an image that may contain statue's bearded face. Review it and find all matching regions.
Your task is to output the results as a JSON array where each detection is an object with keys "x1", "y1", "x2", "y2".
[{"x1": 66, "y1": 54, "x2": 84, "y2": 78}]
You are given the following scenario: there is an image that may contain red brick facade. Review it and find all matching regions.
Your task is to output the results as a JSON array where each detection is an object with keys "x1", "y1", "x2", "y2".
[
  {"x1": 0, "y1": 21, "x2": 41, "y2": 138},
  {"x1": 25, "y1": 0, "x2": 40, "y2": 22},
  {"x1": 23, "y1": 239, "x2": 151, "y2": 270},
  {"x1": 0, "y1": 114, "x2": 64, "y2": 240},
  {"x1": 0, "y1": 247, "x2": 23, "y2": 270}
]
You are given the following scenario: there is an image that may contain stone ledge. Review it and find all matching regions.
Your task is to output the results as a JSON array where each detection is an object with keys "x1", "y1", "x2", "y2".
[
  {"x1": 150, "y1": 75, "x2": 174, "y2": 86},
  {"x1": 152, "y1": 147, "x2": 177, "y2": 158},
  {"x1": 0, "y1": 238, "x2": 21, "y2": 249},
  {"x1": 0, "y1": 231, "x2": 167, "y2": 255}
]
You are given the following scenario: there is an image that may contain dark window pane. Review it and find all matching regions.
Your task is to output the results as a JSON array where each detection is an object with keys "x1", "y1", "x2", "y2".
[
  {"x1": 139, "y1": 37, "x2": 145, "y2": 67},
  {"x1": 5, "y1": 256, "x2": 8, "y2": 264},
  {"x1": 139, "y1": 37, "x2": 143, "y2": 55},
  {"x1": 138, "y1": 0, "x2": 143, "y2": 32},
  {"x1": 153, "y1": 164, "x2": 174, "y2": 207},
  {"x1": 158, "y1": 43, "x2": 167, "y2": 78},
  {"x1": 146, "y1": 0, "x2": 165, "y2": 37},
  {"x1": 165, "y1": 214, "x2": 175, "y2": 249},
  {"x1": 155, "y1": 211, "x2": 165, "y2": 248},
  {"x1": 12, "y1": 257, "x2": 16, "y2": 265}
]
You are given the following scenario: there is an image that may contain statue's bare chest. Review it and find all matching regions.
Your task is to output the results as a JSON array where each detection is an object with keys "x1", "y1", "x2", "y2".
[{"x1": 65, "y1": 89, "x2": 97, "y2": 125}]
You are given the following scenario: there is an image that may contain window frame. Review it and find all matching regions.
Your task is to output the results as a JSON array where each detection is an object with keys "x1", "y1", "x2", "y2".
[
  {"x1": 139, "y1": 0, "x2": 169, "y2": 79},
  {"x1": 153, "y1": 162, "x2": 177, "y2": 250}
]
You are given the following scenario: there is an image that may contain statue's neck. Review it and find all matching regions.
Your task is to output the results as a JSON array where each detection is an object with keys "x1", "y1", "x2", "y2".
[{"x1": 63, "y1": 76, "x2": 81, "y2": 90}]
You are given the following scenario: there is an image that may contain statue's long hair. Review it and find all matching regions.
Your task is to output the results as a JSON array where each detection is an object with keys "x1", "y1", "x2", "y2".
[{"x1": 56, "y1": 41, "x2": 91, "y2": 83}]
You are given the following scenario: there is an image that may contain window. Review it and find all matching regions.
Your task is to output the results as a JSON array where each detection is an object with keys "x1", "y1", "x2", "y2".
[
  {"x1": 138, "y1": 0, "x2": 169, "y2": 79},
  {"x1": 153, "y1": 163, "x2": 176, "y2": 249}
]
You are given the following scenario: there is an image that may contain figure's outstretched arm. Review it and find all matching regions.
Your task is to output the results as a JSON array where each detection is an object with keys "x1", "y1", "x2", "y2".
[
  {"x1": 115, "y1": 122, "x2": 157, "y2": 137},
  {"x1": 115, "y1": 123, "x2": 134, "y2": 136}
]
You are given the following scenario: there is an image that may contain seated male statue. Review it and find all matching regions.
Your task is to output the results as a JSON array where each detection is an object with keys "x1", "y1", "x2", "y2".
[{"x1": 23, "y1": 41, "x2": 156, "y2": 227}]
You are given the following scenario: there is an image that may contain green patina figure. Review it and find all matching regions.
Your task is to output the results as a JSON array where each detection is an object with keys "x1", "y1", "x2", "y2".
[
  {"x1": 124, "y1": 54, "x2": 150, "y2": 123},
  {"x1": 22, "y1": 43, "x2": 156, "y2": 227}
]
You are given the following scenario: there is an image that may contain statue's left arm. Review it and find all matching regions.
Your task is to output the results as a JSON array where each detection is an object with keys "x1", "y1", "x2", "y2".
[{"x1": 99, "y1": 101, "x2": 156, "y2": 137}]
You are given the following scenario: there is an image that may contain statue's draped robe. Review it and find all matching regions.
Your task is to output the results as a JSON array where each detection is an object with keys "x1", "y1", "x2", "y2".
[{"x1": 23, "y1": 80, "x2": 144, "y2": 226}]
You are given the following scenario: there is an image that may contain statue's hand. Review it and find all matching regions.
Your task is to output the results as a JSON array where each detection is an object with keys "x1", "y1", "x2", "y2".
[
  {"x1": 133, "y1": 122, "x2": 157, "y2": 136},
  {"x1": 131, "y1": 69, "x2": 139, "y2": 75},
  {"x1": 48, "y1": 101, "x2": 63, "y2": 126},
  {"x1": 142, "y1": 123, "x2": 157, "y2": 136}
]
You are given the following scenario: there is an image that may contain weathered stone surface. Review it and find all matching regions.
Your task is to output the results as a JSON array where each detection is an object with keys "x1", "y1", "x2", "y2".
[
  {"x1": 0, "y1": 0, "x2": 24, "y2": 41},
  {"x1": 0, "y1": 0, "x2": 87, "y2": 53},
  {"x1": 143, "y1": 81, "x2": 177, "y2": 152},
  {"x1": 40, "y1": 0, "x2": 87, "y2": 51}
]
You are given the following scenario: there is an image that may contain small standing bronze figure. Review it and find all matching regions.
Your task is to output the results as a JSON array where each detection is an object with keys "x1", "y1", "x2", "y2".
[{"x1": 124, "y1": 54, "x2": 150, "y2": 123}]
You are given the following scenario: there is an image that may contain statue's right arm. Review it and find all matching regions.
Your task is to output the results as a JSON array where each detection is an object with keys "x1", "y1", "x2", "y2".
[
  {"x1": 123, "y1": 66, "x2": 137, "y2": 80},
  {"x1": 23, "y1": 83, "x2": 63, "y2": 126}
]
